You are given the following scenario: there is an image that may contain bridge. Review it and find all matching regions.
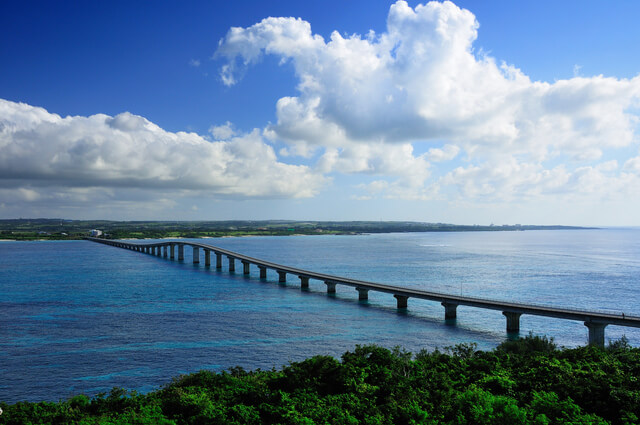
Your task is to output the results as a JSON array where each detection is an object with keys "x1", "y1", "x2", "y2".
[{"x1": 86, "y1": 237, "x2": 640, "y2": 347}]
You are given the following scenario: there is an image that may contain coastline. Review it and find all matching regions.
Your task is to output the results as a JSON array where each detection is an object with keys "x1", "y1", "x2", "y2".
[{"x1": 0, "y1": 220, "x2": 598, "y2": 242}]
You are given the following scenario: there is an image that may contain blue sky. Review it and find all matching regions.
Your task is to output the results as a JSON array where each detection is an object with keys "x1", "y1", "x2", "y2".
[{"x1": 1, "y1": 1, "x2": 639, "y2": 225}]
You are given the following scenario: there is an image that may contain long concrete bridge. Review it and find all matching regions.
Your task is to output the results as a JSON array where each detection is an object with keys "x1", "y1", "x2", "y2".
[{"x1": 86, "y1": 237, "x2": 640, "y2": 347}]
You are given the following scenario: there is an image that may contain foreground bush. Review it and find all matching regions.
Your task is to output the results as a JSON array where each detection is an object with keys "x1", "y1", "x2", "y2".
[{"x1": 1, "y1": 335, "x2": 639, "y2": 424}]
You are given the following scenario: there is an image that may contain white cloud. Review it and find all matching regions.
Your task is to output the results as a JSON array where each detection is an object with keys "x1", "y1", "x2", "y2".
[
  {"x1": 624, "y1": 156, "x2": 640, "y2": 173},
  {"x1": 440, "y1": 156, "x2": 640, "y2": 202},
  {"x1": 573, "y1": 64, "x2": 582, "y2": 77},
  {"x1": 0, "y1": 99, "x2": 326, "y2": 209},
  {"x1": 215, "y1": 0, "x2": 640, "y2": 204},
  {"x1": 425, "y1": 144, "x2": 459, "y2": 162},
  {"x1": 209, "y1": 121, "x2": 236, "y2": 140}
]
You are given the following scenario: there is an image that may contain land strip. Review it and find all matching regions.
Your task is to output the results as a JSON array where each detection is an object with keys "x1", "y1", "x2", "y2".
[{"x1": 0, "y1": 218, "x2": 592, "y2": 241}]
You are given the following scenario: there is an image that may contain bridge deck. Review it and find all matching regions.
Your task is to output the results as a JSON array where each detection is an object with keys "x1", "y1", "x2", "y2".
[{"x1": 86, "y1": 238, "x2": 640, "y2": 337}]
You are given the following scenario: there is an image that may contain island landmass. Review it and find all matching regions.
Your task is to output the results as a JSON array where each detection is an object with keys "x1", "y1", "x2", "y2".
[{"x1": 0, "y1": 219, "x2": 594, "y2": 241}]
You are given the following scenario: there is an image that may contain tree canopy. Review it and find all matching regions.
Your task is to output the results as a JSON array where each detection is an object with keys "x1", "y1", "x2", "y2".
[{"x1": 1, "y1": 335, "x2": 638, "y2": 424}]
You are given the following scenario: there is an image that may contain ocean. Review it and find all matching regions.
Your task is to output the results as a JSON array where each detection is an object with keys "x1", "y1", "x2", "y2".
[{"x1": 1, "y1": 228, "x2": 639, "y2": 402}]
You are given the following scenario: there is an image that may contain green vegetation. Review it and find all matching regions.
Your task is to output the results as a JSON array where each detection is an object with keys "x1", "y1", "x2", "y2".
[
  {"x1": 0, "y1": 219, "x2": 591, "y2": 241},
  {"x1": 1, "y1": 335, "x2": 638, "y2": 424}
]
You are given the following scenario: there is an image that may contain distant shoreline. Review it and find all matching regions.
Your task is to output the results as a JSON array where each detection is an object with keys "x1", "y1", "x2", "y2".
[
  {"x1": 0, "y1": 218, "x2": 595, "y2": 241},
  {"x1": 0, "y1": 219, "x2": 598, "y2": 241}
]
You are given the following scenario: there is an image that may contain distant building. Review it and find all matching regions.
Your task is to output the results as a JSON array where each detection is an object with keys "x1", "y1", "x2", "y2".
[{"x1": 89, "y1": 229, "x2": 103, "y2": 237}]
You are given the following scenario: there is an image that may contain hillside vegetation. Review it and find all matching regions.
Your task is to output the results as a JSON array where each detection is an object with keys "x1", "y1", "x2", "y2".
[{"x1": 1, "y1": 336, "x2": 638, "y2": 424}]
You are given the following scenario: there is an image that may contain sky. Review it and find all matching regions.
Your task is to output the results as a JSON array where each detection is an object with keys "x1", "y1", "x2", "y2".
[{"x1": 1, "y1": 1, "x2": 640, "y2": 226}]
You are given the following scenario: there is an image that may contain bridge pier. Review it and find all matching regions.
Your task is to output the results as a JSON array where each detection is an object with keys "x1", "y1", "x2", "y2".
[
  {"x1": 585, "y1": 321, "x2": 607, "y2": 347},
  {"x1": 193, "y1": 247, "x2": 199, "y2": 264},
  {"x1": 299, "y1": 276, "x2": 309, "y2": 289},
  {"x1": 278, "y1": 271, "x2": 287, "y2": 283},
  {"x1": 325, "y1": 281, "x2": 337, "y2": 294},
  {"x1": 394, "y1": 295, "x2": 408, "y2": 309},
  {"x1": 442, "y1": 302, "x2": 458, "y2": 319},
  {"x1": 178, "y1": 244, "x2": 184, "y2": 261},
  {"x1": 356, "y1": 287, "x2": 369, "y2": 301},
  {"x1": 242, "y1": 261, "x2": 250, "y2": 275},
  {"x1": 227, "y1": 256, "x2": 235, "y2": 272},
  {"x1": 204, "y1": 250, "x2": 210, "y2": 266},
  {"x1": 87, "y1": 238, "x2": 639, "y2": 349},
  {"x1": 503, "y1": 311, "x2": 522, "y2": 332}
]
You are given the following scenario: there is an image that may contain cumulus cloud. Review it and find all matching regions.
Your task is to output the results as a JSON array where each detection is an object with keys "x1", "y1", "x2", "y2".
[
  {"x1": 440, "y1": 157, "x2": 640, "y2": 203},
  {"x1": 425, "y1": 144, "x2": 459, "y2": 162},
  {"x1": 624, "y1": 156, "x2": 640, "y2": 173},
  {"x1": 209, "y1": 121, "x2": 236, "y2": 140},
  {"x1": 215, "y1": 0, "x2": 640, "y2": 202},
  {"x1": 216, "y1": 1, "x2": 639, "y2": 153},
  {"x1": 0, "y1": 99, "x2": 325, "y2": 206}
]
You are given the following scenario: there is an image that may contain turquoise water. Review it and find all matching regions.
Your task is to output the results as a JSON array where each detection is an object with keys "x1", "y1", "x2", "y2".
[{"x1": 1, "y1": 229, "x2": 639, "y2": 402}]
